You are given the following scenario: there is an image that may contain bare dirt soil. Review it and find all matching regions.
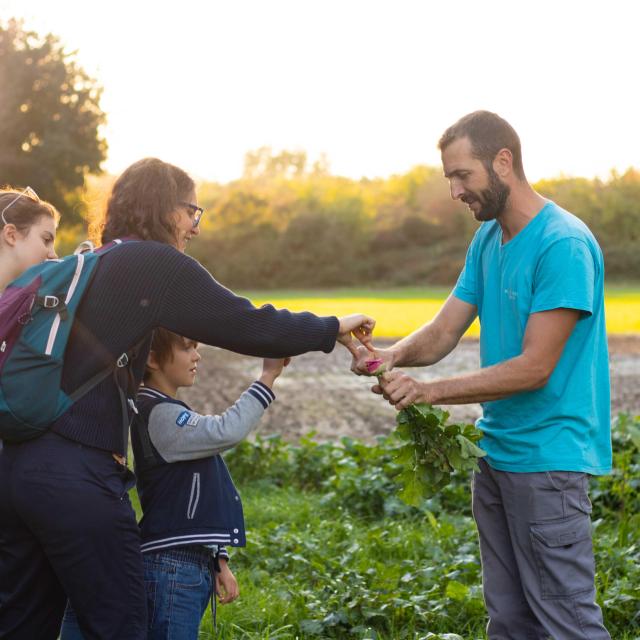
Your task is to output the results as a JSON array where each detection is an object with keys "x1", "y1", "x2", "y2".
[{"x1": 181, "y1": 336, "x2": 640, "y2": 443}]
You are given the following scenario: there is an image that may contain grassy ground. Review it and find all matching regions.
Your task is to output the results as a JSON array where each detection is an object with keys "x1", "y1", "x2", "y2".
[
  {"x1": 242, "y1": 285, "x2": 640, "y2": 337},
  {"x1": 201, "y1": 487, "x2": 639, "y2": 640},
  {"x1": 128, "y1": 415, "x2": 640, "y2": 639}
]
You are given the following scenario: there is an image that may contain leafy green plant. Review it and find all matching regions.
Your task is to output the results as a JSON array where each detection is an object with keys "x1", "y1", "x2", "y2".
[
  {"x1": 223, "y1": 434, "x2": 293, "y2": 486},
  {"x1": 591, "y1": 413, "x2": 640, "y2": 526},
  {"x1": 393, "y1": 404, "x2": 486, "y2": 506},
  {"x1": 362, "y1": 360, "x2": 486, "y2": 506}
]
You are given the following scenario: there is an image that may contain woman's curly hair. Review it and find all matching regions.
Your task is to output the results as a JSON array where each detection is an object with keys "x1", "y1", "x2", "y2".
[{"x1": 96, "y1": 158, "x2": 195, "y2": 245}]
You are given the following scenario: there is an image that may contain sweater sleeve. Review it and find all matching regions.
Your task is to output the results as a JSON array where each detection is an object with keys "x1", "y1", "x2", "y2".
[
  {"x1": 147, "y1": 382, "x2": 275, "y2": 462},
  {"x1": 156, "y1": 258, "x2": 339, "y2": 358}
]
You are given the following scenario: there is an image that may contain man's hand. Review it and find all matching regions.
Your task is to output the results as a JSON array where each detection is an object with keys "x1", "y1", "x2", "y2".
[
  {"x1": 351, "y1": 345, "x2": 396, "y2": 376},
  {"x1": 337, "y1": 314, "x2": 376, "y2": 357},
  {"x1": 216, "y1": 559, "x2": 239, "y2": 605},
  {"x1": 376, "y1": 370, "x2": 433, "y2": 411}
]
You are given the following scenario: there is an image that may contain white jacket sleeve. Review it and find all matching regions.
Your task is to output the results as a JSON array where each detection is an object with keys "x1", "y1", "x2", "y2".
[{"x1": 147, "y1": 381, "x2": 275, "y2": 462}]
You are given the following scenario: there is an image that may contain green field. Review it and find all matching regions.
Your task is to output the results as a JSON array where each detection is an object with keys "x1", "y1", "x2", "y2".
[
  {"x1": 243, "y1": 286, "x2": 640, "y2": 338},
  {"x1": 128, "y1": 415, "x2": 640, "y2": 639}
]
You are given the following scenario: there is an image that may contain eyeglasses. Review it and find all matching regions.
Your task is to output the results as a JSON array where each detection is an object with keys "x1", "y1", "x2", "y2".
[
  {"x1": 179, "y1": 202, "x2": 205, "y2": 228},
  {"x1": 1, "y1": 186, "x2": 40, "y2": 226}
]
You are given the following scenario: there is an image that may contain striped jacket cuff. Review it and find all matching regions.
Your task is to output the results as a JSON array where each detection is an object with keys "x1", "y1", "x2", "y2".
[
  {"x1": 248, "y1": 380, "x2": 276, "y2": 409},
  {"x1": 216, "y1": 545, "x2": 230, "y2": 561}
]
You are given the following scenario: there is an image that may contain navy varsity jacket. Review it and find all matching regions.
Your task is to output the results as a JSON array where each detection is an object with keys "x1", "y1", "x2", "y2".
[{"x1": 130, "y1": 382, "x2": 275, "y2": 554}]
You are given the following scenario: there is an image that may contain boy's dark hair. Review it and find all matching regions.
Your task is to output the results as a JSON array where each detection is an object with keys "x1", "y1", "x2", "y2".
[
  {"x1": 143, "y1": 328, "x2": 197, "y2": 382},
  {"x1": 97, "y1": 158, "x2": 195, "y2": 245},
  {"x1": 438, "y1": 110, "x2": 526, "y2": 180},
  {"x1": 0, "y1": 187, "x2": 60, "y2": 232}
]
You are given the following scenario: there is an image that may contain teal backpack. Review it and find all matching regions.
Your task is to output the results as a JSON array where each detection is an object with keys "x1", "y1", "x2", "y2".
[{"x1": 0, "y1": 239, "x2": 138, "y2": 443}]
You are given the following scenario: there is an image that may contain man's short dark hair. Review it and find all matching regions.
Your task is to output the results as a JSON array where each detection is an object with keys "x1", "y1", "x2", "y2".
[{"x1": 438, "y1": 111, "x2": 526, "y2": 180}]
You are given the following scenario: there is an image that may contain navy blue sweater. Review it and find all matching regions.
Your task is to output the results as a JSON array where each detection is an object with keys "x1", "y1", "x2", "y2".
[{"x1": 51, "y1": 241, "x2": 339, "y2": 453}]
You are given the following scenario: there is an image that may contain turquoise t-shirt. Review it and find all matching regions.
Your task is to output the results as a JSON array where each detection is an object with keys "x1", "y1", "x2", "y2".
[{"x1": 453, "y1": 201, "x2": 611, "y2": 474}]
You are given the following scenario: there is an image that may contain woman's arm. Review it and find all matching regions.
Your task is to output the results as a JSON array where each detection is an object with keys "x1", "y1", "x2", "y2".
[{"x1": 159, "y1": 258, "x2": 339, "y2": 357}]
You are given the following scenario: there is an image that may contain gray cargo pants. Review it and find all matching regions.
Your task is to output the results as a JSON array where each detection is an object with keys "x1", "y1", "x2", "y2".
[{"x1": 472, "y1": 458, "x2": 610, "y2": 640}]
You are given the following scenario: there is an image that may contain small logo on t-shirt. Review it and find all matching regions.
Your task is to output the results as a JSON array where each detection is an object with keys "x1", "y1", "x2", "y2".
[
  {"x1": 504, "y1": 288, "x2": 517, "y2": 301},
  {"x1": 176, "y1": 411, "x2": 190, "y2": 427},
  {"x1": 186, "y1": 414, "x2": 200, "y2": 427}
]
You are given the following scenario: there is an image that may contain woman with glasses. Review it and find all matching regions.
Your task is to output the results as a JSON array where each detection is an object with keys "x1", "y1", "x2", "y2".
[
  {"x1": 0, "y1": 187, "x2": 59, "y2": 293},
  {"x1": 0, "y1": 157, "x2": 374, "y2": 640}
]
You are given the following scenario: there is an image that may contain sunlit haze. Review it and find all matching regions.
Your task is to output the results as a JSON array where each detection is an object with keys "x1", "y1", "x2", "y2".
[{"x1": 2, "y1": 0, "x2": 639, "y2": 183}]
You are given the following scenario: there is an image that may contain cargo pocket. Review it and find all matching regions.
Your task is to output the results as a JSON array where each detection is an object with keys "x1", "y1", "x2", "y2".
[{"x1": 530, "y1": 514, "x2": 595, "y2": 599}]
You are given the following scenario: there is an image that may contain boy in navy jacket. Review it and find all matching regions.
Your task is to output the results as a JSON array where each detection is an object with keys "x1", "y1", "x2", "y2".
[{"x1": 132, "y1": 328, "x2": 288, "y2": 639}]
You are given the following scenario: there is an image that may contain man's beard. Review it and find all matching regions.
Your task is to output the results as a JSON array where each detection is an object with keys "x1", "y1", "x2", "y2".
[{"x1": 469, "y1": 168, "x2": 510, "y2": 221}]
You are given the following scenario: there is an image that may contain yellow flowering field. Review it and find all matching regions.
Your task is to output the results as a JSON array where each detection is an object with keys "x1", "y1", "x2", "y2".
[{"x1": 247, "y1": 287, "x2": 640, "y2": 338}]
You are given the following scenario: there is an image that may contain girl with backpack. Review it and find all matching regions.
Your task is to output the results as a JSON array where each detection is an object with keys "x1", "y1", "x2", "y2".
[
  {"x1": 0, "y1": 158, "x2": 374, "y2": 640},
  {"x1": 0, "y1": 186, "x2": 59, "y2": 293},
  {"x1": 0, "y1": 186, "x2": 60, "y2": 458}
]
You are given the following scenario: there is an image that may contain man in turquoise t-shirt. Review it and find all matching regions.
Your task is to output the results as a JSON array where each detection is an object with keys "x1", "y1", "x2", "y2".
[{"x1": 353, "y1": 111, "x2": 611, "y2": 639}]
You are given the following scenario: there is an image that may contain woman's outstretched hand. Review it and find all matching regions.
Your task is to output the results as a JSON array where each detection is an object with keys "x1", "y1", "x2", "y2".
[{"x1": 337, "y1": 314, "x2": 376, "y2": 357}]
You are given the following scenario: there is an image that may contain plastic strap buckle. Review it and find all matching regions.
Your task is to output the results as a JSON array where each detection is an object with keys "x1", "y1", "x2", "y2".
[
  {"x1": 43, "y1": 295, "x2": 60, "y2": 309},
  {"x1": 116, "y1": 353, "x2": 129, "y2": 368}
]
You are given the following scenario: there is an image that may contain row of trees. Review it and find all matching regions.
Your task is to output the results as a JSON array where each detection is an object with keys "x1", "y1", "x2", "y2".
[
  {"x1": 3, "y1": 20, "x2": 638, "y2": 288},
  {"x1": 187, "y1": 149, "x2": 640, "y2": 288},
  {"x1": 536, "y1": 173, "x2": 640, "y2": 280},
  {"x1": 187, "y1": 150, "x2": 475, "y2": 288}
]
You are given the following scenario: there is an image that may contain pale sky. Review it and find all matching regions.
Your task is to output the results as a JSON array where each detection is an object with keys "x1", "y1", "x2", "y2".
[{"x1": 3, "y1": 0, "x2": 639, "y2": 183}]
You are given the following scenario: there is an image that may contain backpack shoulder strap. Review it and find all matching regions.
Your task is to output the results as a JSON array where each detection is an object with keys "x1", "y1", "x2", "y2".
[{"x1": 95, "y1": 237, "x2": 140, "y2": 255}]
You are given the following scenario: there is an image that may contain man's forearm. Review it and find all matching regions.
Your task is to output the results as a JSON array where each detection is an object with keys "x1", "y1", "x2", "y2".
[
  {"x1": 391, "y1": 321, "x2": 460, "y2": 368},
  {"x1": 425, "y1": 354, "x2": 549, "y2": 405}
]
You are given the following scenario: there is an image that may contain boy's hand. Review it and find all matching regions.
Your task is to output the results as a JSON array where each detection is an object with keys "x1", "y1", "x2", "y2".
[
  {"x1": 215, "y1": 559, "x2": 239, "y2": 605},
  {"x1": 259, "y1": 357, "x2": 291, "y2": 389}
]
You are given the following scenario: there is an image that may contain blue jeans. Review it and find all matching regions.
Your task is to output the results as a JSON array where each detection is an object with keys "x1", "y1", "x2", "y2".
[
  {"x1": 144, "y1": 547, "x2": 214, "y2": 640},
  {"x1": 62, "y1": 546, "x2": 214, "y2": 640}
]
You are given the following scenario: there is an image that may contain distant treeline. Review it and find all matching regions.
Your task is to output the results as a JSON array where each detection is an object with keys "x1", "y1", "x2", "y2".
[
  {"x1": 55, "y1": 149, "x2": 638, "y2": 288},
  {"x1": 184, "y1": 149, "x2": 639, "y2": 289}
]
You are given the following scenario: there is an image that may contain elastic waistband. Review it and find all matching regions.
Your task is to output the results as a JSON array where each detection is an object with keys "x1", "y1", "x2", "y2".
[{"x1": 145, "y1": 545, "x2": 214, "y2": 567}]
